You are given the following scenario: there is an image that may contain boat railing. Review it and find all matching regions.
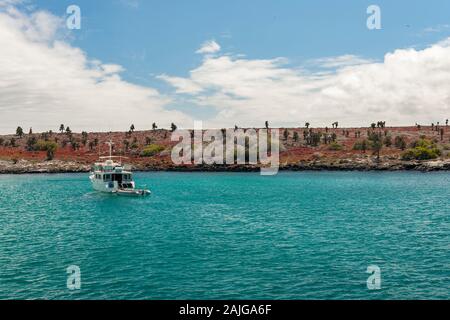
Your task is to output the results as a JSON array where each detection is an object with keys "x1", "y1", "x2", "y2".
[{"x1": 99, "y1": 156, "x2": 129, "y2": 160}]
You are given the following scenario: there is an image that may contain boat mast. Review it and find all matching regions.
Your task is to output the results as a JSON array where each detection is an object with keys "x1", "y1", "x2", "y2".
[{"x1": 106, "y1": 140, "x2": 114, "y2": 160}]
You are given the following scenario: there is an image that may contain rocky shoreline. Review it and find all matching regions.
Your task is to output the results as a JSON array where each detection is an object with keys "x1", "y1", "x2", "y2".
[{"x1": 1, "y1": 158, "x2": 450, "y2": 174}]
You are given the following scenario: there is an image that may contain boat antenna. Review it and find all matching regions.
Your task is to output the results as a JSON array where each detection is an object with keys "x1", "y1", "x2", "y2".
[{"x1": 106, "y1": 140, "x2": 114, "y2": 160}]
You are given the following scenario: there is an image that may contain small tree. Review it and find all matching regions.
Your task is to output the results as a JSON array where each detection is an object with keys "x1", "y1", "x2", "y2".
[
  {"x1": 394, "y1": 136, "x2": 407, "y2": 150},
  {"x1": 81, "y1": 131, "x2": 88, "y2": 146},
  {"x1": 293, "y1": 131, "x2": 299, "y2": 142},
  {"x1": 123, "y1": 140, "x2": 130, "y2": 152},
  {"x1": 171, "y1": 123, "x2": 177, "y2": 132},
  {"x1": 331, "y1": 133, "x2": 337, "y2": 142},
  {"x1": 305, "y1": 122, "x2": 310, "y2": 129},
  {"x1": 311, "y1": 132, "x2": 321, "y2": 147},
  {"x1": 370, "y1": 135, "x2": 383, "y2": 161},
  {"x1": 16, "y1": 126, "x2": 24, "y2": 137},
  {"x1": 152, "y1": 123, "x2": 158, "y2": 130},
  {"x1": 40, "y1": 132, "x2": 48, "y2": 141},
  {"x1": 384, "y1": 136, "x2": 392, "y2": 147},
  {"x1": 362, "y1": 140, "x2": 367, "y2": 153},
  {"x1": 26, "y1": 136, "x2": 38, "y2": 151},
  {"x1": 29, "y1": 128, "x2": 33, "y2": 135},
  {"x1": 265, "y1": 121, "x2": 269, "y2": 129},
  {"x1": 59, "y1": 124, "x2": 65, "y2": 134},
  {"x1": 65, "y1": 127, "x2": 72, "y2": 136},
  {"x1": 45, "y1": 142, "x2": 57, "y2": 160},
  {"x1": 130, "y1": 124, "x2": 135, "y2": 133},
  {"x1": 283, "y1": 129, "x2": 289, "y2": 141},
  {"x1": 71, "y1": 140, "x2": 80, "y2": 151}
]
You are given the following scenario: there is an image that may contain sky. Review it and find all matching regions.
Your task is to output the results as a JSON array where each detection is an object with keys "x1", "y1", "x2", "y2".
[{"x1": 0, "y1": 0, "x2": 450, "y2": 133}]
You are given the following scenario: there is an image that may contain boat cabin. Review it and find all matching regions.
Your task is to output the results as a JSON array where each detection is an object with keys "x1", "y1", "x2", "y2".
[{"x1": 91, "y1": 159, "x2": 134, "y2": 189}]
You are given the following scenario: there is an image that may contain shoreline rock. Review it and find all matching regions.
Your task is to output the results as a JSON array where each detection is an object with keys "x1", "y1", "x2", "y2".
[{"x1": 1, "y1": 159, "x2": 449, "y2": 174}]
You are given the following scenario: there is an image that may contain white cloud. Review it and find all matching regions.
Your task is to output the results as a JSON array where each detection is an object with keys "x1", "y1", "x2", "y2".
[
  {"x1": 423, "y1": 24, "x2": 450, "y2": 34},
  {"x1": 161, "y1": 41, "x2": 450, "y2": 128},
  {"x1": 308, "y1": 54, "x2": 374, "y2": 69},
  {"x1": 0, "y1": 5, "x2": 192, "y2": 133},
  {"x1": 157, "y1": 74, "x2": 203, "y2": 94},
  {"x1": 196, "y1": 40, "x2": 221, "y2": 55},
  {"x1": 0, "y1": 0, "x2": 22, "y2": 7}
]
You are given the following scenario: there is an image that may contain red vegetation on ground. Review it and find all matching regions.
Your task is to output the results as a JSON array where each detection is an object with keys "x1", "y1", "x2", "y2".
[{"x1": 0, "y1": 126, "x2": 449, "y2": 167}]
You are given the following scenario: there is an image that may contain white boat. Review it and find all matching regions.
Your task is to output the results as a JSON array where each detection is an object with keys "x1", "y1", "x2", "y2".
[{"x1": 89, "y1": 141, "x2": 151, "y2": 196}]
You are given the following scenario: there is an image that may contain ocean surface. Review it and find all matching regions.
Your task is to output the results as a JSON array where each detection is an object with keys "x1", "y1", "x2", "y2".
[{"x1": 0, "y1": 171, "x2": 449, "y2": 300}]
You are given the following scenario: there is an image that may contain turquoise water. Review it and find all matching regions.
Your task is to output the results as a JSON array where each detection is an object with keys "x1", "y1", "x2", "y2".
[{"x1": 0, "y1": 171, "x2": 449, "y2": 300}]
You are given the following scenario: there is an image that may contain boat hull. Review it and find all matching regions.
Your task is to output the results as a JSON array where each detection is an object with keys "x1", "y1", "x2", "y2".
[
  {"x1": 90, "y1": 175, "x2": 117, "y2": 193},
  {"x1": 90, "y1": 174, "x2": 150, "y2": 196}
]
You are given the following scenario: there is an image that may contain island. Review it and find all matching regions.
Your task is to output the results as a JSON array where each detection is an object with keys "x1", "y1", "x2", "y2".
[{"x1": 1, "y1": 123, "x2": 449, "y2": 174}]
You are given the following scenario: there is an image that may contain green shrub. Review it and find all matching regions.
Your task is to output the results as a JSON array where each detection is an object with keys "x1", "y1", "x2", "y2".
[
  {"x1": 401, "y1": 147, "x2": 440, "y2": 161},
  {"x1": 401, "y1": 139, "x2": 441, "y2": 161},
  {"x1": 141, "y1": 144, "x2": 165, "y2": 157},
  {"x1": 35, "y1": 140, "x2": 57, "y2": 151},
  {"x1": 31, "y1": 140, "x2": 57, "y2": 160},
  {"x1": 328, "y1": 142, "x2": 343, "y2": 151},
  {"x1": 410, "y1": 139, "x2": 435, "y2": 149},
  {"x1": 353, "y1": 140, "x2": 368, "y2": 151}
]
